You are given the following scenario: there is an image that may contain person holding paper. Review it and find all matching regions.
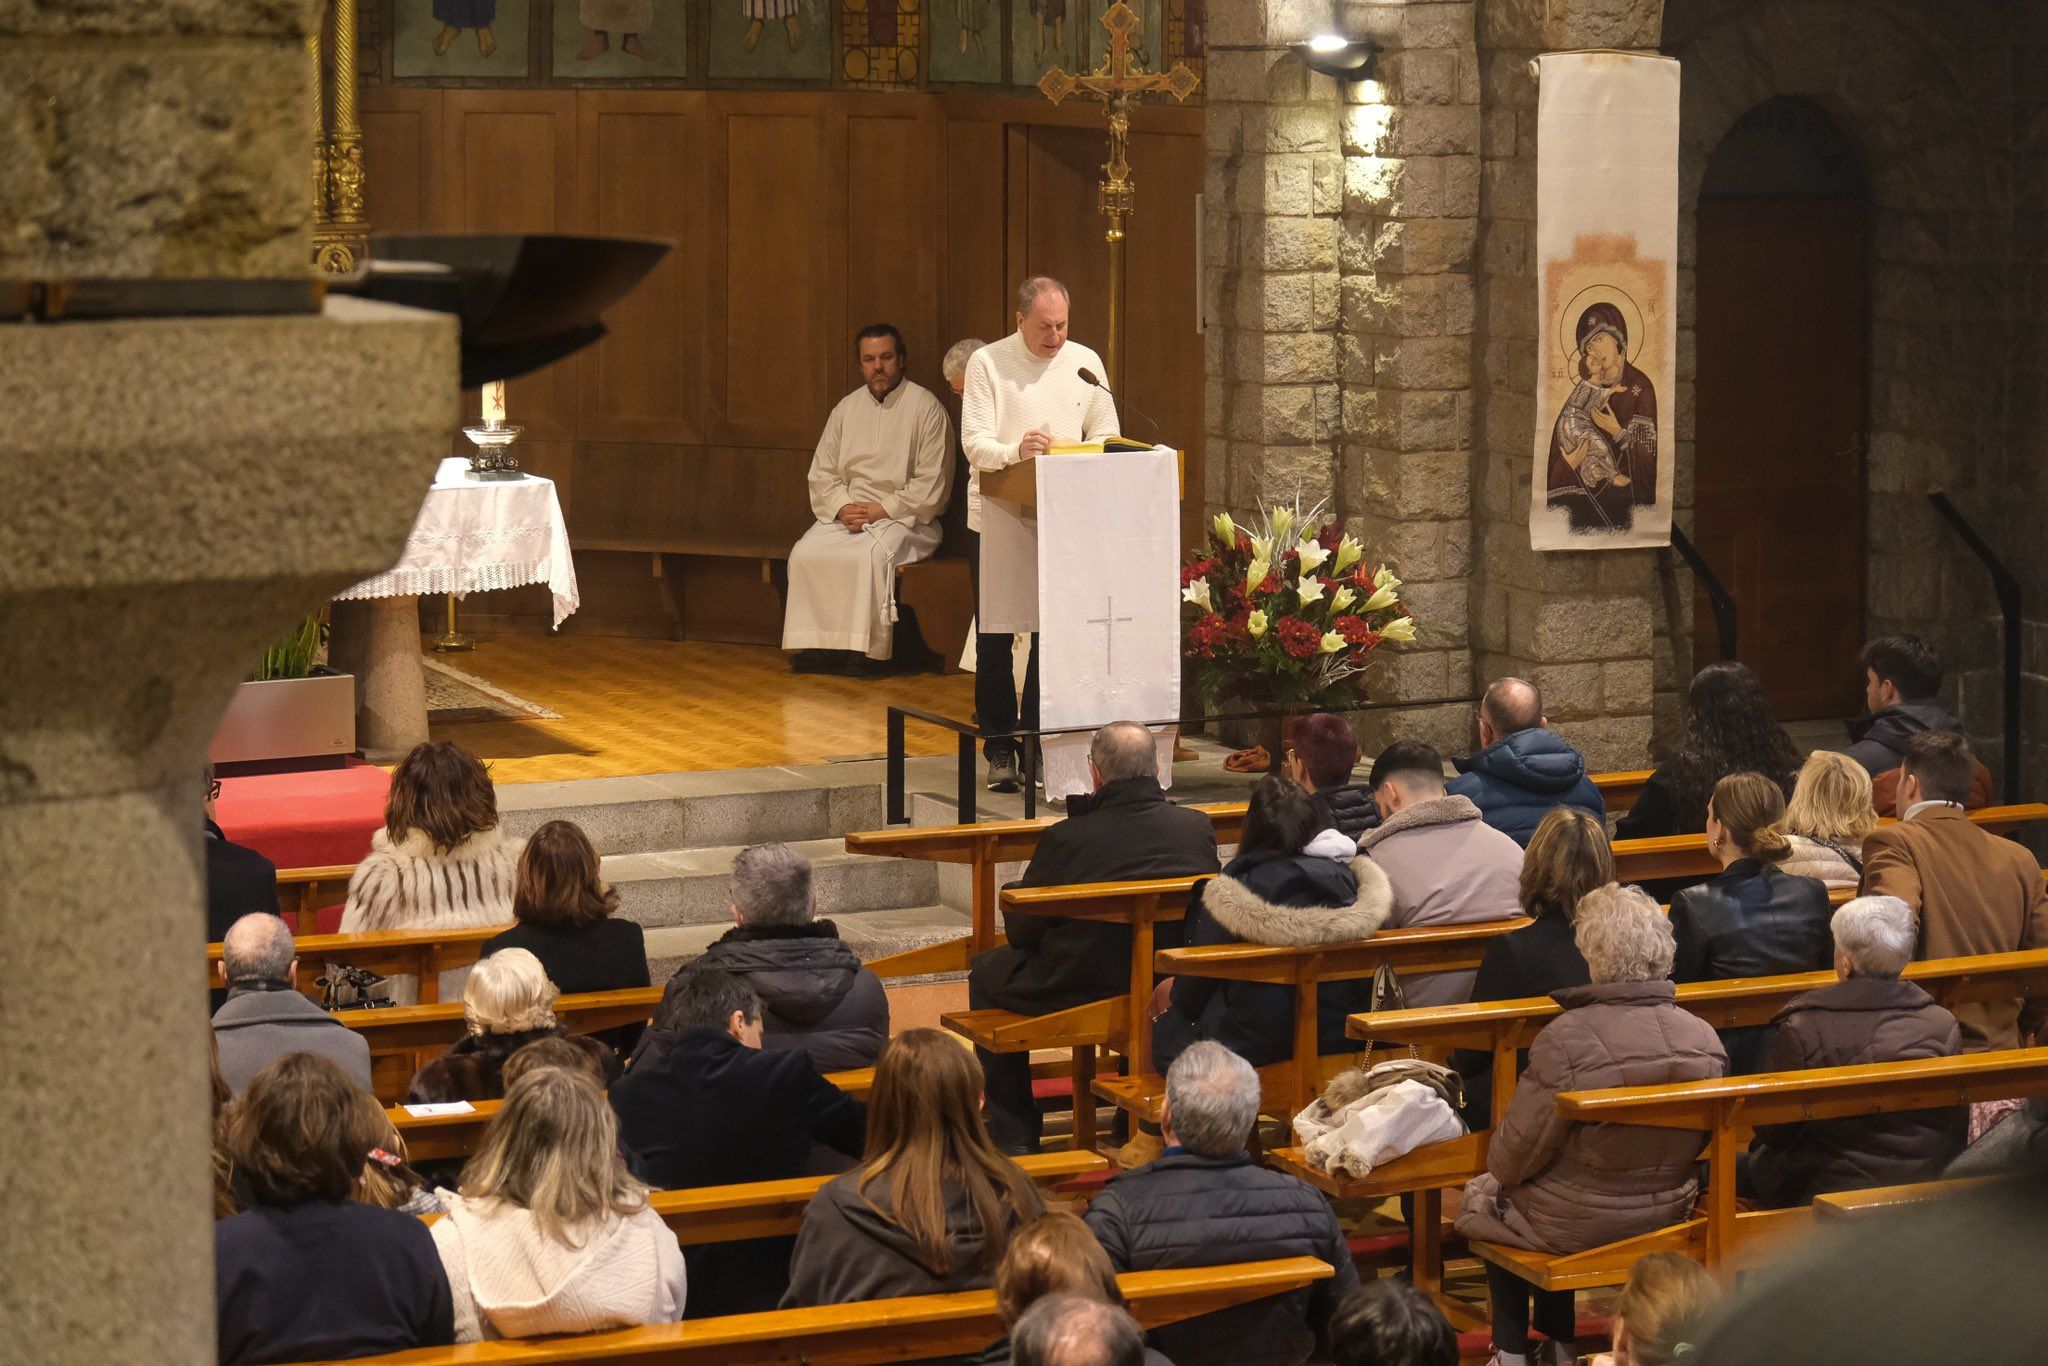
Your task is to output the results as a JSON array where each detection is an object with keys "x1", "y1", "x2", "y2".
[
  {"x1": 782, "y1": 324, "x2": 955, "y2": 676},
  {"x1": 959, "y1": 276, "x2": 1120, "y2": 792}
]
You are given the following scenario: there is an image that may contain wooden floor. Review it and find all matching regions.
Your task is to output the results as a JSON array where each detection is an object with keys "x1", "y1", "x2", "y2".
[{"x1": 427, "y1": 633, "x2": 977, "y2": 784}]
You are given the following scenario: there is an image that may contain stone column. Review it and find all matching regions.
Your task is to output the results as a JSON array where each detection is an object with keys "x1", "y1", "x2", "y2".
[
  {"x1": 1469, "y1": 0, "x2": 1668, "y2": 771},
  {"x1": 0, "y1": 3, "x2": 457, "y2": 1359}
]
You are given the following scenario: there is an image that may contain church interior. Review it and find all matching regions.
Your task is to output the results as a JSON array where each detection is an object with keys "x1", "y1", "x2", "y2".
[{"x1": 9, "y1": 0, "x2": 2048, "y2": 1362}]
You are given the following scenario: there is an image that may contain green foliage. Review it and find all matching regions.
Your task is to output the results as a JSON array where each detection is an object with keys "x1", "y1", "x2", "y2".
[{"x1": 251, "y1": 615, "x2": 325, "y2": 682}]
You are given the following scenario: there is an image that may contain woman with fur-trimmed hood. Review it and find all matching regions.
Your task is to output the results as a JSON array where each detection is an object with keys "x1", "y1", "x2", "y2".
[{"x1": 1151, "y1": 774, "x2": 1392, "y2": 1074}]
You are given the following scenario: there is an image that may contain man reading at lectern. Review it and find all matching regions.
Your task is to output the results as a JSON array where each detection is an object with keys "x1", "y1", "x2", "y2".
[
  {"x1": 782, "y1": 324, "x2": 954, "y2": 676},
  {"x1": 959, "y1": 276, "x2": 1121, "y2": 792}
]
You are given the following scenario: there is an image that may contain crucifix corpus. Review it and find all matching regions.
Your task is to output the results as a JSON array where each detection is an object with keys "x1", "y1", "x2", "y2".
[
  {"x1": 1039, "y1": 0, "x2": 1200, "y2": 390},
  {"x1": 1086, "y1": 595, "x2": 1136, "y2": 675}
]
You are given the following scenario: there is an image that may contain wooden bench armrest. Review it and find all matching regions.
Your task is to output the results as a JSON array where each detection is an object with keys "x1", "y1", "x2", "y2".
[
  {"x1": 1812, "y1": 1176, "x2": 1996, "y2": 1220},
  {"x1": 1162, "y1": 918, "x2": 1530, "y2": 985}
]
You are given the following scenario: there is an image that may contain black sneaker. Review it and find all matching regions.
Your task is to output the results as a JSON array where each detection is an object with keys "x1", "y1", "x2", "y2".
[{"x1": 987, "y1": 753, "x2": 1022, "y2": 793}]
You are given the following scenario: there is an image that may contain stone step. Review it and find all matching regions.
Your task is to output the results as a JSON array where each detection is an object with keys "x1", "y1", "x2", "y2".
[
  {"x1": 603, "y1": 835, "x2": 938, "y2": 929},
  {"x1": 641, "y1": 903, "x2": 972, "y2": 983},
  {"x1": 496, "y1": 764, "x2": 889, "y2": 857}
]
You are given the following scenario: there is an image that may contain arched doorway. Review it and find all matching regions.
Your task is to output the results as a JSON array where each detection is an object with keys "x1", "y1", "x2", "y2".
[{"x1": 1692, "y1": 97, "x2": 1869, "y2": 720}]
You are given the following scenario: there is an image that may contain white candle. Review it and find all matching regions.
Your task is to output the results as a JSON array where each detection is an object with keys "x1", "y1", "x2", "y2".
[{"x1": 482, "y1": 380, "x2": 507, "y2": 426}]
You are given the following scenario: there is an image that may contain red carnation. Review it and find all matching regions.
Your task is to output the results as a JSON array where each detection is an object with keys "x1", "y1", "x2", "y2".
[
  {"x1": 1180, "y1": 557, "x2": 1217, "y2": 588},
  {"x1": 1277, "y1": 617, "x2": 1323, "y2": 660},
  {"x1": 1332, "y1": 614, "x2": 1377, "y2": 648}
]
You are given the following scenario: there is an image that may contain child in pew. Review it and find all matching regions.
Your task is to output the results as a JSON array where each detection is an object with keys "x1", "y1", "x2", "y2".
[
  {"x1": 429, "y1": 1067, "x2": 688, "y2": 1342},
  {"x1": 353, "y1": 1090, "x2": 444, "y2": 1216},
  {"x1": 1587, "y1": 1253, "x2": 1721, "y2": 1366}
]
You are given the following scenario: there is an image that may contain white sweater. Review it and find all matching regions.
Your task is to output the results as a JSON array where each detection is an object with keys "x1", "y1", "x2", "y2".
[
  {"x1": 431, "y1": 1193, "x2": 688, "y2": 1343},
  {"x1": 958, "y1": 331, "x2": 1120, "y2": 530}
]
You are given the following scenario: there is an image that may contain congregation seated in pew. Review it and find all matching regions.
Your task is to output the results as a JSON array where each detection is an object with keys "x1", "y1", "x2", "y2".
[
  {"x1": 969, "y1": 720, "x2": 1221, "y2": 1154},
  {"x1": 407, "y1": 947, "x2": 620, "y2": 1105},
  {"x1": 1452, "y1": 807, "x2": 1609, "y2": 1129},
  {"x1": 1153, "y1": 773, "x2": 1390, "y2": 1074},
  {"x1": 482, "y1": 818, "x2": 649, "y2": 1057},
  {"x1": 1085, "y1": 1043, "x2": 1361, "y2": 1366},
  {"x1": 1443, "y1": 678, "x2": 1606, "y2": 847},
  {"x1": 1668, "y1": 772, "x2": 1834, "y2": 1074},
  {"x1": 1863, "y1": 729, "x2": 2048, "y2": 1051},
  {"x1": 213, "y1": 910, "x2": 373, "y2": 1095},
  {"x1": 1358, "y1": 739, "x2": 1526, "y2": 1005},
  {"x1": 783, "y1": 1028, "x2": 1045, "y2": 1307},
  {"x1": 975, "y1": 1213, "x2": 1174, "y2": 1366},
  {"x1": 610, "y1": 967, "x2": 866, "y2": 1316},
  {"x1": 1778, "y1": 750, "x2": 1879, "y2": 887},
  {"x1": 1455, "y1": 884, "x2": 1728, "y2": 1366},
  {"x1": 672, "y1": 840, "x2": 890, "y2": 1071},
  {"x1": 1614, "y1": 660, "x2": 1801, "y2": 843},
  {"x1": 430, "y1": 1066, "x2": 688, "y2": 1343},
  {"x1": 1739, "y1": 895, "x2": 1965, "y2": 1208}
]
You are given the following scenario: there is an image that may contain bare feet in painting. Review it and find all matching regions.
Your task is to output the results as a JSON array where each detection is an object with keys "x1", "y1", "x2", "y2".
[
  {"x1": 784, "y1": 14, "x2": 802, "y2": 49},
  {"x1": 958, "y1": 26, "x2": 968, "y2": 53},
  {"x1": 432, "y1": 23, "x2": 458, "y2": 55},
  {"x1": 622, "y1": 32, "x2": 652, "y2": 59},
  {"x1": 577, "y1": 30, "x2": 609, "y2": 59},
  {"x1": 477, "y1": 24, "x2": 496, "y2": 57},
  {"x1": 742, "y1": 17, "x2": 762, "y2": 50}
]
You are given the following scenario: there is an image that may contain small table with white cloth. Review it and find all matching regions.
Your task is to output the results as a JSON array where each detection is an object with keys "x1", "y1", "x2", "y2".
[{"x1": 329, "y1": 458, "x2": 579, "y2": 759}]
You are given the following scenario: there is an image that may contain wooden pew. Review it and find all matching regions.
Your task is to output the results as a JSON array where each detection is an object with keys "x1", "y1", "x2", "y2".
[
  {"x1": 1469, "y1": 1049, "x2": 2048, "y2": 1290},
  {"x1": 1609, "y1": 801, "x2": 2048, "y2": 883},
  {"x1": 1593, "y1": 769, "x2": 1653, "y2": 814},
  {"x1": 390, "y1": 1066, "x2": 876, "y2": 1162},
  {"x1": 277, "y1": 863, "x2": 357, "y2": 933},
  {"x1": 288, "y1": 1255, "x2": 1336, "y2": 1365},
  {"x1": 212, "y1": 924, "x2": 510, "y2": 1006},
  {"x1": 1811, "y1": 1175, "x2": 1997, "y2": 1221},
  {"x1": 344, "y1": 987, "x2": 664, "y2": 1103}
]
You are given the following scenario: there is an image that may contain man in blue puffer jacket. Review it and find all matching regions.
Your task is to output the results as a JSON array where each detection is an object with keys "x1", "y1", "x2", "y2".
[{"x1": 1446, "y1": 677, "x2": 1605, "y2": 846}]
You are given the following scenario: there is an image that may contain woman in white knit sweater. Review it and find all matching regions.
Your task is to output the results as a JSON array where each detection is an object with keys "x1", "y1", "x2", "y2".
[
  {"x1": 343, "y1": 741, "x2": 522, "y2": 934},
  {"x1": 432, "y1": 1066, "x2": 687, "y2": 1341}
]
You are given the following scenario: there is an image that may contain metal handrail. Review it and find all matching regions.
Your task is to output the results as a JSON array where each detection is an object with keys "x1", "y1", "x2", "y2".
[
  {"x1": 1928, "y1": 493, "x2": 2022, "y2": 803},
  {"x1": 886, "y1": 694, "x2": 1483, "y2": 825},
  {"x1": 1670, "y1": 525, "x2": 1737, "y2": 662}
]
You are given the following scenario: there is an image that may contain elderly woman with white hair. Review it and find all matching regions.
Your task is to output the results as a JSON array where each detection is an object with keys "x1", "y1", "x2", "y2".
[
  {"x1": 1455, "y1": 883, "x2": 1727, "y2": 1366},
  {"x1": 407, "y1": 948, "x2": 619, "y2": 1104},
  {"x1": 1740, "y1": 895, "x2": 1963, "y2": 1208}
]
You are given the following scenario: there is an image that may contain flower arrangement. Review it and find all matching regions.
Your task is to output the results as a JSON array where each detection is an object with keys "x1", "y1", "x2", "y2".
[{"x1": 1181, "y1": 501, "x2": 1414, "y2": 710}]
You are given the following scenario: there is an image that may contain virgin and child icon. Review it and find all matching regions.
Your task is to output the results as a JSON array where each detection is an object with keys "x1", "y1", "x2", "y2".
[{"x1": 1545, "y1": 290, "x2": 1659, "y2": 534}]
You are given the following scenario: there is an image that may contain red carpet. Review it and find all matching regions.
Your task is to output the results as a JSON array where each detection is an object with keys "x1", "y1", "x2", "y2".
[{"x1": 216, "y1": 760, "x2": 390, "y2": 871}]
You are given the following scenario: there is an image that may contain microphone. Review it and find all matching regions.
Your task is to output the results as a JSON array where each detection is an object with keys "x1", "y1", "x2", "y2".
[{"x1": 1077, "y1": 367, "x2": 1162, "y2": 440}]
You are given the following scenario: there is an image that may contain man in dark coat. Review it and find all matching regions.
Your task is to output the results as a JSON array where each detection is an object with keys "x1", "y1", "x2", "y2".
[
  {"x1": 1445, "y1": 677, "x2": 1605, "y2": 846},
  {"x1": 967, "y1": 721, "x2": 1220, "y2": 1152},
  {"x1": 662, "y1": 842, "x2": 888, "y2": 1072},
  {"x1": 1842, "y1": 634, "x2": 1971, "y2": 778},
  {"x1": 1085, "y1": 1043, "x2": 1359, "y2": 1366},
  {"x1": 204, "y1": 767, "x2": 279, "y2": 944},
  {"x1": 610, "y1": 967, "x2": 866, "y2": 1317},
  {"x1": 1743, "y1": 895, "x2": 1964, "y2": 1208}
]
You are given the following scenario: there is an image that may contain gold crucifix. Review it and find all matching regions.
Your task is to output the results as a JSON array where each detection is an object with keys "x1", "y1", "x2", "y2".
[{"x1": 1039, "y1": 1, "x2": 1200, "y2": 390}]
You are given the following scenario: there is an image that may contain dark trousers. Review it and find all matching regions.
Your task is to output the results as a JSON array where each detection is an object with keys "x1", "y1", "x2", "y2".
[
  {"x1": 968, "y1": 973, "x2": 1042, "y2": 1150},
  {"x1": 967, "y1": 527, "x2": 1039, "y2": 762},
  {"x1": 1485, "y1": 1262, "x2": 1575, "y2": 1356}
]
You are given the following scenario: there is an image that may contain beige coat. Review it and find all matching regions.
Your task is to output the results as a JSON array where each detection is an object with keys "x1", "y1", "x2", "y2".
[
  {"x1": 1455, "y1": 979, "x2": 1728, "y2": 1253},
  {"x1": 1863, "y1": 806, "x2": 2048, "y2": 1049}
]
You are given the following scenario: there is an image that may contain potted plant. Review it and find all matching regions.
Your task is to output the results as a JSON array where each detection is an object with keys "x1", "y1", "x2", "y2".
[
  {"x1": 208, "y1": 614, "x2": 357, "y2": 765},
  {"x1": 1181, "y1": 502, "x2": 1414, "y2": 760}
]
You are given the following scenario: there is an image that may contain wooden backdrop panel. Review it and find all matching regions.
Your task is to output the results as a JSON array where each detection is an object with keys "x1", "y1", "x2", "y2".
[{"x1": 723, "y1": 107, "x2": 828, "y2": 446}]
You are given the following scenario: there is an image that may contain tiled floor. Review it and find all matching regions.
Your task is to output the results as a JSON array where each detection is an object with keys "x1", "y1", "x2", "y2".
[{"x1": 425, "y1": 633, "x2": 979, "y2": 784}]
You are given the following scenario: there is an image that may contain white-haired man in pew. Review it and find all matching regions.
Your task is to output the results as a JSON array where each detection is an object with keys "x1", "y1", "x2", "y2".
[{"x1": 212, "y1": 912, "x2": 373, "y2": 1094}]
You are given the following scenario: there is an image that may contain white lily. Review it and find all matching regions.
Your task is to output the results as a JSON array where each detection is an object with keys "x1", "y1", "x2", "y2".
[
  {"x1": 1212, "y1": 511, "x2": 1238, "y2": 547},
  {"x1": 1330, "y1": 585, "x2": 1356, "y2": 613},
  {"x1": 1379, "y1": 616, "x2": 1417, "y2": 642},
  {"x1": 1245, "y1": 558, "x2": 1271, "y2": 595},
  {"x1": 1294, "y1": 538, "x2": 1330, "y2": 573},
  {"x1": 1362, "y1": 584, "x2": 1400, "y2": 613},
  {"x1": 1319, "y1": 630, "x2": 1347, "y2": 654},
  {"x1": 1373, "y1": 564, "x2": 1402, "y2": 593},
  {"x1": 1182, "y1": 577, "x2": 1212, "y2": 611},
  {"x1": 1333, "y1": 536, "x2": 1363, "y2": 576},
  {"x1": 1295, "y1": 575, "x2": 1326, "y2": 606},
  {"x1": 1249, "y1": 534, "x2": 1275, "y2": 564},
  {"x1": 1246, "y1": 610, "x2": 1268, "y2": 638},
  {"x1": 1269, "y1": 506, "x2": 1295, "y2": 546}
]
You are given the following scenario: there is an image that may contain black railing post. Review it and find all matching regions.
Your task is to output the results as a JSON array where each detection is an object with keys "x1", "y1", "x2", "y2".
[
  {"x1": 1670, "y1": 526, "x2": 1737, "y2": 662},
  {"x1": 1021, "y1": 732, "x2": 1038, "y2": 820},
  {"x1": 886, "y1": 707, "x2": 907, "y2": 825},
  {"x1": 956, "y1": 731, "x2": 977, "y2": 826},
  {"x1": 1927, "y1": 492, "x2": 2023, "y2": 804}
]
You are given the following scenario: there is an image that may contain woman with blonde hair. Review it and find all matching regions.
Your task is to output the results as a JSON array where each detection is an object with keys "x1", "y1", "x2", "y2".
[
  {"x1": 406, "y1": 948, "x2": 618, "y2": 1104},
  {"x1": 1590, "y1": 1252, "x2": 1722, "y2": 1366},
  {"x1": 783, "y1": 1028, "x2": 1043, "y2": 1306},
  {"x1": 1780, "y1": 750, "x2": 1878, "y2": 887},
  {"x1": 431, "y1": 1067, "x2": 686, "y2": 1342},
  {"x1": 1454, "y1": 806, "x2": 1614, "y2": 1127},
  {"x1": 970, "y1": 1213, "x2": 1172, "y2": 1366},
  {"x1": 1668, "y1": 772, "x2": 1834, "y2": 1073}
]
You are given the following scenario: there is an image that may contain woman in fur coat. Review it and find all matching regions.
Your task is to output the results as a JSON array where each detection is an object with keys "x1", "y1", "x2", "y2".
[
  {"x1": 408, "y1": 949, "x2": 618, "y2": 1104},
  {"x1": 1150, "y1": 774, "x2": 1393, "y2": 1073}
]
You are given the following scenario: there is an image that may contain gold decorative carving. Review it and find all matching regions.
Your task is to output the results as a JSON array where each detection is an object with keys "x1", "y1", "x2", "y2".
[{"x1": 309, "y1": 0, "x2": 369, "y2": 276}]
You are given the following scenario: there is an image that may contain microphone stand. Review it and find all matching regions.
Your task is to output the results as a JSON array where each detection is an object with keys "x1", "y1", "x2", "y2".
[{"x1": 1078, "y1": 367, "x2": 1162, "y2": 441}]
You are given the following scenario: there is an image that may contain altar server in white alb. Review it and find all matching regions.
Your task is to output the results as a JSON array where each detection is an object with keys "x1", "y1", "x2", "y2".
[
  {"x1": 960, "y1": 275, "x2": 1120, "y2": 792},
  {"x1": 782, "y1": 324, "x2": 955, "y2": 675}
]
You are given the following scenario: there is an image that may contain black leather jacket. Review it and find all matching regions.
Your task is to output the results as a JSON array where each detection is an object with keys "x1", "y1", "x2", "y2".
[{"x1": 1668, "y1": 858, "x2": 1834, "y2": 1073}]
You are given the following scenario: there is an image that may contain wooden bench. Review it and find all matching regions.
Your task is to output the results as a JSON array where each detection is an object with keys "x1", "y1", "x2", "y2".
[
  {"x1": 213, "y1": 924, "x2": 510, "y2": 1005},
  {"x1": 344, "y1": 987, "x2": 664, "y2": 1103},
  {"x1": 1811, "y1": 1175, "x2": 1995, "y2": 1221},
  {"x1": 1608, "y1": 802, "x2": 2048, "y2": 883},
  {"x1": 287, "y1": 1255, "x2": 1336, "y2": 1365},
  {"x1": 276, "y1": 864, "x2": 358, "y2": 933},
  {"x1": 1593, "y1": 769, "x2": 1653, "y2": 815},
  {"x1": 1470, "y1": 1048, "x2": 2048, "y2": 1290}
]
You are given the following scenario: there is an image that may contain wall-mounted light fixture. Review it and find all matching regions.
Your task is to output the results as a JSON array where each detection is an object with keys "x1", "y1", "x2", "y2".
[{"x1": 1292, "y1": 33, "x2": 1382, "y2": 81}]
